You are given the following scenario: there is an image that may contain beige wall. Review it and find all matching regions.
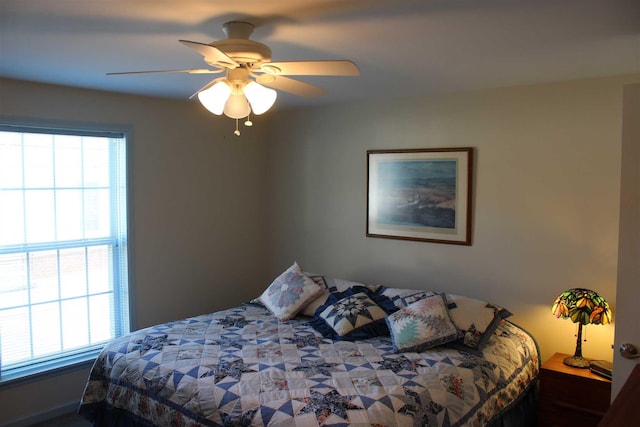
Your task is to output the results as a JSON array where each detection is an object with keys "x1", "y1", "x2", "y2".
[
  {"x1": 266, "y1": 74, "x2": 640, "y2": 368},
  {"x1": 0, "y1": 78, "x2": 270, "y2": 424}
]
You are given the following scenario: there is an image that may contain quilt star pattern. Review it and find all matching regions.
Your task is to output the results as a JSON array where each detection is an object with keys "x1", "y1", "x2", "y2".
[{"x1": 79, "y1": 303, "x2": 538, "y2": 427}]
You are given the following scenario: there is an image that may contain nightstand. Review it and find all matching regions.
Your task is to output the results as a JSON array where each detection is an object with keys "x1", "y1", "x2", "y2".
[{"x1": 538, "y1": 352, "x2": 611, "y2": 427}]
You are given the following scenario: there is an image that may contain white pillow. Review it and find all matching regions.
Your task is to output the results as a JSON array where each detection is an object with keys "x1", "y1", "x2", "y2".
[
  {"x1": 381, "y1": 287, "x2": 436, "y2": 309},
  {"x1": 445, "y1": 294, "x2": 512, "y2": 348},
  {"x1": 259, "y1": 262, "x2": 323, "y2": 321}
]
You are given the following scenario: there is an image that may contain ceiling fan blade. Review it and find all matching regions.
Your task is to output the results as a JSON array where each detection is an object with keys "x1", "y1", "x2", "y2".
[
  {"x1": 256, "y1": 75, "x2": 326, "y2": 98},
  {"x1": 259, "y1": 60, "x2": 360, "y2": 76},
  {"x1": 107, "y1": 68, "x2": 221, "y2": 76},
  {"x1": 179, "y1": 40, "x2": 239, "y2": 69}
]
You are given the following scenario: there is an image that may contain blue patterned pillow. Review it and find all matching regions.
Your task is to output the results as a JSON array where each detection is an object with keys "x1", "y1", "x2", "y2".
[
  {"x1": 386, "y1": 293, "x2": 460, "y2": 353},
  {"x1": 308, "y1": 286, "x2": 398, "y2": 340},
  {"x1": 301, "y1": 275, "x2": 384, "y2": 317},
  {"x1": 259, "y1": 262, "x2": 323, "y2": 321},
  {"x1": 318, "y1": 292, "x2": 388, "y2": 337}
]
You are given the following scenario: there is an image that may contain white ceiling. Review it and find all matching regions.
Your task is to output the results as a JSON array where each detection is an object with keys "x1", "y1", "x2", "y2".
[{"x1": 1, "y1": 0, "x2": 638, "y2": 111}]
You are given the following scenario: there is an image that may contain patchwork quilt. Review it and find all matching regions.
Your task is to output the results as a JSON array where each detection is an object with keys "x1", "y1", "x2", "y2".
[{"x1": 79, "y1": 303, "x2": 539, "y2": 427}]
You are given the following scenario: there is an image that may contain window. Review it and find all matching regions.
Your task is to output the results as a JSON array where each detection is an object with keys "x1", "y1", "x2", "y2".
[{"x1": 0, "y1": 122, "x2": 130, "y2": 383}]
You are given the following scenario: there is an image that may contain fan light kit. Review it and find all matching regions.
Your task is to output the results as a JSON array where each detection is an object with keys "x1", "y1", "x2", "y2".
[{"x1": 108, "y1": 21, "x2": 360, "y2": 136}]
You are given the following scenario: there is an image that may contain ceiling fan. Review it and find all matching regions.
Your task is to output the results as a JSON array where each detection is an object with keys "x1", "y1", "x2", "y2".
[{"x1": 108, "y1": 21, "x2": 360, "y2": 135}]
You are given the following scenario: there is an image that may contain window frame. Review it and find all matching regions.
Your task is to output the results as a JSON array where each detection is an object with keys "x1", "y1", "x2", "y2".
[{"x1": 0, "y1": 116, "x2": 136, "y2": 387}]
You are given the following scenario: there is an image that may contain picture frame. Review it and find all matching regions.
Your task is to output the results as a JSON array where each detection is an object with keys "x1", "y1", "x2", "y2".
[{"x1": 367, "y1": 147, "x2": 473, "y2": 245}]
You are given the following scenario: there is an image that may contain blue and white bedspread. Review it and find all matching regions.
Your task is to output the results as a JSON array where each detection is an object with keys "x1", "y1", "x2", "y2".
[{"x1": 79, "y1": 304, "x2": 539, "y2": 427}]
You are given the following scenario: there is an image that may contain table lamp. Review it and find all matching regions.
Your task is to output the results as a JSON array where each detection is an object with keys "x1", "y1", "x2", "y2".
[{"x1": 551, "y1": 288, "x2": 612, "y2": 368}]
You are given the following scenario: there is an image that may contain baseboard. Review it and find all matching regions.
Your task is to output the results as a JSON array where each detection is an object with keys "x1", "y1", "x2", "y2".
[{"x1": 1, "y1": 401, "x2": 79, "y2": 427}]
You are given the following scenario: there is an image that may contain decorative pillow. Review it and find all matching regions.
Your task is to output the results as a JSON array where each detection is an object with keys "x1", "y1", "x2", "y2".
[
  {"x1": 307, "y1": 275, "x2": 329, "y2": 289},
  {"x1": 386, "y1": 293, "x2": 460, "y2": 353},
  {"x1": 259, "y1": 262, "x2": 323, "y2": 321},
  {"x1": 381, "y1": 287, "x2": 437, "y2": 309},
  {"x1": 300, "y1": 289, "x2": 330, "y2": 316},
  {"x1": 308, "y1": 284, "x2": 398, "y2": 340},
  {"x1": 317, "y1": 292, "x2": 388, "y2": 337},
  {"x1": 446, "y1": 294, "x2": 512, "y2": 348},
  {"x1": 300, "y1": 275, "x2": 381, "y2": 317}
]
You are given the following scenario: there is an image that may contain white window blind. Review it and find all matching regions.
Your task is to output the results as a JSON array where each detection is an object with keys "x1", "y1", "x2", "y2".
[{"x1": 0, "y1": 123, "x2": 130, "y2": 382}]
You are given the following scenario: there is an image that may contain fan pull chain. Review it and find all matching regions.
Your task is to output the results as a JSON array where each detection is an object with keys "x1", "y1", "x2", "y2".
[
  {"x1": 234, "y1": 119, "x2": 240, "y2": 136},
  {"x1": 244, "y1": 114, "x2": 253, "y2": 127}
]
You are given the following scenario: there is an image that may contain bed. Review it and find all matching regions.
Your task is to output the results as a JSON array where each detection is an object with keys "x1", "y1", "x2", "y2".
[{"x1": 79, "y1": 264, "x2": 540, "y2": 427}]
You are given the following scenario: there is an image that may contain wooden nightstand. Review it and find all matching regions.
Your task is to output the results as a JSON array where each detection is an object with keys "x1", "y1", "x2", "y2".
[{"x1": 538, "y1": 352, "x2": 611, "y2": 427}]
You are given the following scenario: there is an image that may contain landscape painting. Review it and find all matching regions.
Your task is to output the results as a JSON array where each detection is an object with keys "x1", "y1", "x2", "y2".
[{"x1": 367, "y1": 148, "x2": 473, "y2": 245}]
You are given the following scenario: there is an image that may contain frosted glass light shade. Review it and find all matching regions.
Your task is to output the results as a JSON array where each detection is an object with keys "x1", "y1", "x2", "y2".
[
  {"x1": 198, "y1": 81, "x2": 232, "y2": 115},
  {"x1": 244, "y1": 81, "x2": 277, "y2": 115},
  {"x1": 223, "y1": 94, "x2": 251, "y2": 119}
]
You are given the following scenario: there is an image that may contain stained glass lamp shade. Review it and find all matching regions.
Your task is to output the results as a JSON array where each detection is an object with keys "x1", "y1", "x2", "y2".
[{"x1": 551, "y1": 288, "x2": 612, "y2": 368}]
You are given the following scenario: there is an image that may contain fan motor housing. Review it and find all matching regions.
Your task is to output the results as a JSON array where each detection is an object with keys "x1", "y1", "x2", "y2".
[{"x1": 212, "y1": 39, "x2": 272, "y2": 65}]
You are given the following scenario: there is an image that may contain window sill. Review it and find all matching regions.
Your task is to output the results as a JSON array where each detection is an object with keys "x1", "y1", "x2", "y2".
[{"x1": 0, "y1": 350, "x2": 99, "y2": 389}]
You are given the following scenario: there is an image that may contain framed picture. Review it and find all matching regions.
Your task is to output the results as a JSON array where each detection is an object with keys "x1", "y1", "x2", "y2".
[{"x1": 367, "y1": 147, "x2": 473, "y2": 245}]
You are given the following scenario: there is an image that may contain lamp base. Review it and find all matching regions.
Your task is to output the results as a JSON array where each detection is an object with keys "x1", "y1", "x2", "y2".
[{"x1": 563, "y1": 355, "x2": 590, "y2": 369}]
